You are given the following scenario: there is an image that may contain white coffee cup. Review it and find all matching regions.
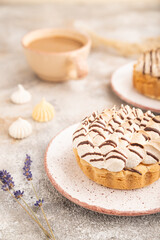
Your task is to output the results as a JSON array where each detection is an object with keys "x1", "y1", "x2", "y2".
[{"x1": 22, "y1": 28, "x2": 91, "y2": 82}]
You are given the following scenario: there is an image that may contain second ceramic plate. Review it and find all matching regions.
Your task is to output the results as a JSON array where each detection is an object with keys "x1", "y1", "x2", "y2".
[
  {"x1": 44, "y1": 124, "x2": 160, "y2": 216},
  {"x1": 111, "y1": 62, "x2": 160, "y2": 113}
]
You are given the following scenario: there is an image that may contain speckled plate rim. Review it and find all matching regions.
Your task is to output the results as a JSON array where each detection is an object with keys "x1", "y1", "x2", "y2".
[
  {"x1": 110, "y1": 62, "x2": 160, "y2": 113},
  {"x1": 44, "y1": 125, "x2": 160, "y2": 216}
]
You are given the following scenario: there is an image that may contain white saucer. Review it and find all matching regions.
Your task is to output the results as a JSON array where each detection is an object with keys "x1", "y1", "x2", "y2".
[
  {"x1": 111, "y1": 62, "x2": 160, "y2": 113},
  {"x1": 44, "y1": 124, "x2": 160, "y2": 216}
]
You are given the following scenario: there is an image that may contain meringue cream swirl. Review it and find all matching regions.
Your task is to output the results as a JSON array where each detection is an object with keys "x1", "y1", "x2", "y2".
[{"x1": 72, "y1": 105, "x2": 160, "y2": 172}]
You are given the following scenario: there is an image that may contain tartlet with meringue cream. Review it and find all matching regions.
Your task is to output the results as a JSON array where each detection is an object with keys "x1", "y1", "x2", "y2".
[
  {"x1": 72, "y1": 105, "x2": 160, "y2": 190},
  {"x1": 133, "y1": 48, "x2": 160, "y2": 99}
]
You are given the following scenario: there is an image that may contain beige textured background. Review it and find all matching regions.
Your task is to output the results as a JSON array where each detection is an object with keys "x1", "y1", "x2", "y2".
[{"x1": 0, "y1": 1, "x2": 160, "y2": 240}]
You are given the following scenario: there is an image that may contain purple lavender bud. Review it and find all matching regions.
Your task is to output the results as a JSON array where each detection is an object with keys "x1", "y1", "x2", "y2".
[
  {"x1": 23, "y1": 154, "x2": 32, "y2": 181},
  {"x1": 34, "y1": 199, "x2": 44, "y2": 207},
  {"x1": 2, "y1": 184, "x2": 10, "y2": 191},
  {"x1": 14, "y1": 190, "x2": 24, "y2": 199},
  {"x1": 0, "y1": 170, "x2": 15, "y2": 191}
]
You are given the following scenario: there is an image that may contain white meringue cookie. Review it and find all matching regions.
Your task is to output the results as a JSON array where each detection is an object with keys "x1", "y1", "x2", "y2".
[
  {"x1": 9, "y1": 117, "x2": 32, "y2": 139},
  {"x1": 11, "y1": 84, "x2": 31, "y2": 104},
  {"x1": 32, "y1": 98, "x2": 55, "y2": 122}
]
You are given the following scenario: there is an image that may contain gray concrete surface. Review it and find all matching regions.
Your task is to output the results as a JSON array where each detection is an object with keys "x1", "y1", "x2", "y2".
[{"x1": 0, "y1": 2, "x2": 160, "y2": 240}]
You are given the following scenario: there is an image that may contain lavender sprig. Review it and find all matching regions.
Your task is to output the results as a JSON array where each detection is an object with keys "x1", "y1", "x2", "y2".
[
  {"x1": 34, "y1": 199, "x2": 44, "y2": 207},
  {"x1": 0, "y1": 170, "x2": 15, "y2": 191},
  {"x1": 14, "y1": 190, "x2": 24, "y2": 199},
  {"x1": 23, "y1": 154, "x2": 32, "y2": 181},
  {"x1": 0, "y1": 172, "x2": 52, "y2": 240},
  {"x1": 24, "y1": 154, "x2": 55, "y2": 240}
]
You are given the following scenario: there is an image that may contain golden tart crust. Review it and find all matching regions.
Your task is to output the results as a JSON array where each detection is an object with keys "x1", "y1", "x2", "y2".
[
  {"x1": 133, "y1": 64, "x2": 160, "y2": 100},
  {"x1": 73, "y1": 148, "x2": 160, "y2": 190}
]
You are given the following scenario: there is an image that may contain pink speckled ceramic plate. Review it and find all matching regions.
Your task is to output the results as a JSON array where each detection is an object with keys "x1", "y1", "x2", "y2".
[
  {"x1": 44, "y1": 124, "x2": 160, "y2": 216},
  {"x1": 111, "y1": 62, "x2": 160, "y2": 113}
]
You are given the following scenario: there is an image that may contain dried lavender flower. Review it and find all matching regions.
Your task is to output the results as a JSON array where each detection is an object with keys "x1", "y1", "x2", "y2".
[
  {"x1": 23, "y1": 154, "x2": 32, "y2": 181},
  {"x1": 14, "y1": 190, "x2": 24, "y2": 199},
  {"x1": 2, "y1": 184, "x2": 10, "y2": 191},
  {"x1": 0, "y1": 159, "x2": 54, "y2": 239},
  {"x1": 0, "y1": 170, "x2": 15, "y2": 191},
  {"x1": 34, "y1": 199, "x2": 44, "y2": 207}
]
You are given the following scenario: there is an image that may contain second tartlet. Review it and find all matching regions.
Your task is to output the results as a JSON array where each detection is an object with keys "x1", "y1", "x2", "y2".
[{"x1": 133, "y1": 48, "x2": 160, "y2": 100}]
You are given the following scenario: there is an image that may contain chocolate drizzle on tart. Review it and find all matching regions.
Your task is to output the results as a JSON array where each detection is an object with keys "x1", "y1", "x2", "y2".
[
  {"x1": 99, "y1": 140, "x2": 117, "y2": 148},
  {"x1": 144, "y1": 127, "x2": 160, "y2": 136},
  {"x1": 118, "y1": 113, "x2": 124, "y2": 120},
  {"x1": 138, "y1": 49, "x2": 160, "y2": 77},
  {"x1": 142, "y1": 134, "x2": 150, "y2": 141},
  {"x1": 150, "y1": 51, "x2": 153, "y2": 74},
  {"x1": 90, "y1": 158, "x2": 104, "y2": 162},
  {"x1": 126, "y1": 128, "x2": 132, "y2": 133},
  {"x1": 152, "y1": 117, "x2": 160, "y2": 124},
  {"x1": 140, "y1": 123, "x2": 147, "y2": 128},
  {"x1": 124, "y1": 168, "x2": 142, "y2": 175},
  {"x1": 89, "y1": 124, "x2": 105, "y2": 130},
  {"x1": 81, "y1": 152, "x2": 102, "y2": 158},
  {"x1": 105, "y1": 155, "x2": 126, "y2": 163},
  {"x1": 73, "y1": 133, "x2": 85, "y2": 141},
  {"x1": 128, "y1": 120, "x2": 132, "y2": 126},
  {"x1": 89, "y1": 129, "x2": 105, "y2": 139},
  {"x1": 77, "y1": 140, "x2": 94, "y2": 148},
  {"x1": 136, "y1": 117, "x2": 141, "y2": 122},
  {"x1": 146, "y1": 151, "x2": 159, "y2": 162},
  {"x1": 120, "y1": 137, "x2": 130, "y2": 144},
  {"x1": 96, "y1": 120, "x2": 106, "y2": 127},
  {"x1": 113, "y1": 118, "x2": 121, "y2": 125},
  {"x1": 73, "y1": 127, "x2": 87, "y2": 135},
  {"x1": 128, "y1": 148, "x2": 143, "y2": 159},
  {"x1": 115, "y1": 129, "x2": 124, "y2": 135},
  {"x1": 104, "y1": 149, "x2": 127, "y2": 159},
  {"x1": 143, "y1": 117, "x2": 150, "y2": 122},
  {"x1": 130, "y1": 143, "x2": 144, "y2": 148}
]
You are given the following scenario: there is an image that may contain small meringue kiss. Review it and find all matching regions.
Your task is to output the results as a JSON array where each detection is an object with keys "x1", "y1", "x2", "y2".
[
  {"x1": 32, "y1": 98, "x2": 55, "y2": 122},
  {"x1": 11, "y1": 84, "x2": 31, "y2": 104},
  {"x1": 9, "y1": 117, "x2": 32, "y2": 139}
]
